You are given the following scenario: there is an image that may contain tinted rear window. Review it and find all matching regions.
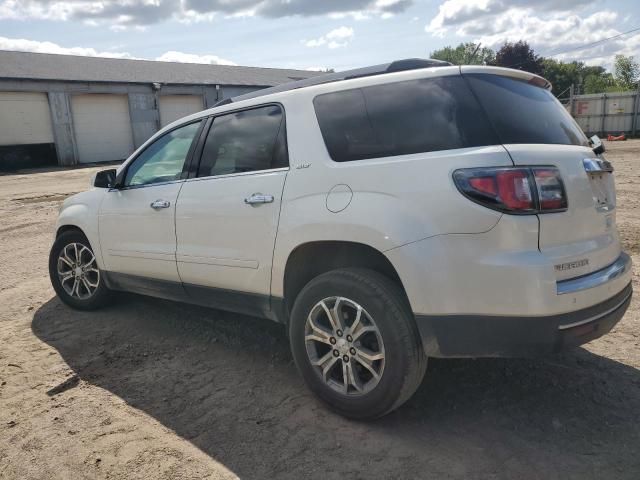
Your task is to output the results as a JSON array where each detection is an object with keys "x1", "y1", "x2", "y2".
[
  {"x1": 313, "y1": 76, "x2": 498, "y2": 162},
  {"x1": 465, "y1": 74, "x2": 588, "y2": 146}
]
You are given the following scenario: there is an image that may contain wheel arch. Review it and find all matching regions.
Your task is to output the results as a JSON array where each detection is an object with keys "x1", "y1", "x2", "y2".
[
  {"x1": 56, "y1": 224, "x2": 86, "y2": 238},
  {"x1": 54, "y1": 217, "x2": 105, "y2": 270},
  {"x1": 281, "y1": 240, "x2": 408, "y2": 319}
]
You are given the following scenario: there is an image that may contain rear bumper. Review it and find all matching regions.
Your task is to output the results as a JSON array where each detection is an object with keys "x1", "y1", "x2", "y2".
[
  {"x1": 557, "y1": 252, "x2": 632, "y2": 295},
  {"x1": 415, "y1": 282, "x2": 632, "y2": 358}
]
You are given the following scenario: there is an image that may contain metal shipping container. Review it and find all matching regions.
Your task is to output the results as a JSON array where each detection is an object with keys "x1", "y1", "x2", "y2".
[{"x1": 569, "y1": 91, "x2": 640, "y2": 136}]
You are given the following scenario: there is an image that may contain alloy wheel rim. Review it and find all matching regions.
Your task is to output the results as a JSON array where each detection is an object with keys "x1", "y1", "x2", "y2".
[
  {"x1": 305, "y1": 296, "x2": 385, "y2": 396},
  {"x1": 57, "y1": 242, "x2": 100, "y2": 300}
]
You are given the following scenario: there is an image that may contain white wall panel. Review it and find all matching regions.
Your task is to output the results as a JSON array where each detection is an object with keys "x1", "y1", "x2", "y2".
[
  {"x1": 0, "y1": 92, "x2": 54, "y2": 146},
  {"x1": 159, "y1": 95, "x2": 203, "y2": 127},
  {"x1": 71, "y1": 94, "x2": 134, "y2": 163}
]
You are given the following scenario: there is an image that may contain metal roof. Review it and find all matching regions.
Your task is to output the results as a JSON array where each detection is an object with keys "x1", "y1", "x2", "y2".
[{"x1": 0, "y1": 50, "x2": 320, "y2": 87}]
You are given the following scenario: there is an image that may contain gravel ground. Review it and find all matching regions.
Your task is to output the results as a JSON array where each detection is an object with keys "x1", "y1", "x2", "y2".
[{"x1": 0, "y1": 142, "x2": 639, "y2": 480}]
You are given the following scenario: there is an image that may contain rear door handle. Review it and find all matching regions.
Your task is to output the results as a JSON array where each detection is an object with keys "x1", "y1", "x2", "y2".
[
  {"x1": 244, "y1": 193, "x2": 274, "y2": 205},
  {"x1": 150, "y1": 199, "x2": 171, "y2": 209}
]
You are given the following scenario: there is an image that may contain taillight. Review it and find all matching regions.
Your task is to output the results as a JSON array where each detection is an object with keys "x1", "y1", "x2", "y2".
[
  {"x1": 453, "y1": 166, "x2": 567, "y2": 214},
  {"x1": 532, "y1": 168, "x2": 567, "y2": 211}
]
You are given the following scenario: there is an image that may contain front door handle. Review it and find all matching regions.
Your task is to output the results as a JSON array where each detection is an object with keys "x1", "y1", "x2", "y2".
[
  {"x1": 244, "y1": 193, "x2": 274, "y2": 205},
  {"x1": 150, "y1": 199, "x2": 171, "y2": 209}
]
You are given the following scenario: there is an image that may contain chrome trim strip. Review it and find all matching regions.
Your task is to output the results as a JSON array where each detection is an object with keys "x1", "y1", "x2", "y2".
[
  {"x1": 109, "y1": 178, "x2": 184, "y2": 192},
  {"x1": 176, "y1": 254, "x2": 259, "y2": 269},
  {"x1": 556, "y1": 252, "x2": 631, "y2": 295},
  {"x1": 183, "y1": 167, "x2": 289, "y2": 183},
  {"x1": 583, "y1": 157, "x2": 614, "y2": 173},
  {"x1": 107, "y1": 249, "x2": 176, "y2": 261},
  {"x1": 558, "y1": 287, "x2": 632, "y2": 330}
]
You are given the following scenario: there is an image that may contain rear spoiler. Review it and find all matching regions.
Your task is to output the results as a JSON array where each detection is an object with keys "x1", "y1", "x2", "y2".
[{"x1": 460, "y1": 66, "x2": 552, "y2": 90}]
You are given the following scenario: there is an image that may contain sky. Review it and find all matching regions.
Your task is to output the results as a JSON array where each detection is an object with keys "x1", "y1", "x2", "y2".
[{"x1": 0, "y1": 0, "x2": 638, "y2": 73}]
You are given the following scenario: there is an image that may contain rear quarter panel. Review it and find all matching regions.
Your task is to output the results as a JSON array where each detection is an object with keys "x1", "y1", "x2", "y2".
[
  {"x1": 505, "y1": 143, "x2": 621, "y2": 280},
  {"x1": 270, "y1": 92, "x2": 511, "y2": 298}
]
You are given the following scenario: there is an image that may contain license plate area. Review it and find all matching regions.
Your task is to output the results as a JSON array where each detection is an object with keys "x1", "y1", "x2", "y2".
[
  {"x1": 583, "y1": 158, "x2": 614, "y2": 212},
  {"x1": 588, "y1": 171, "x2": 613, "y2": 211}
]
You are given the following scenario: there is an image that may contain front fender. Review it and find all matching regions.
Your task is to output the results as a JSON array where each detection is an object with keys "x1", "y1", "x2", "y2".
[{"x1": 55, "y1": 189, "x2": 106, "y2": 268}]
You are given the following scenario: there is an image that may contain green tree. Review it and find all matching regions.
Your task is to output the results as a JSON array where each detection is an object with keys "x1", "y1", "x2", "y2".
[
  {"x1": 583, "y1": 73, "x2": 616, "y2": 94},
  {"x1": 582, "y1": 65, "x2": 607, "y2": 79},
  {"x1": 542, "y1": 60, "x2": 615, "y2": 96},
  {"x1": 613, "y1": 54, "x2": 639, "y2": 90},
  {"x1": 542, "y1": 59, "x2": 582, "y2": 98},
  {"x1": 430, "y1": 42, "x2": 495, "y2": 65},
  {"x1": 493, "y1": 40, "x2": 544, "y2": 76}
]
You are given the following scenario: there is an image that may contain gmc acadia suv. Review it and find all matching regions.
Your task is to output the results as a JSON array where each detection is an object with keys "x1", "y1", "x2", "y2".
[{"x1": 49, "y1": 59, "x2": 633, "y2": 419}]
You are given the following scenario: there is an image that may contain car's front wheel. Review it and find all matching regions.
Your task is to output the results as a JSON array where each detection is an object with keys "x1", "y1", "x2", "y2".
[
  {"x1": 289, "y1": 268, "x2": 427, "y2": 419},
  {"x1": 48, "y1": 230, "x2": 111, "y2": 310}
]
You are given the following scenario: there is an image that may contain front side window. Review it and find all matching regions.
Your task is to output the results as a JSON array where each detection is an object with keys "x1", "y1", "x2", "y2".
[
  {"x1": 313, "y1": 76, "x2": 498, "y2": 162},
  {"x1": 124, "y1": 121, "x2": 201, "y2": 187},
  {"x1": 197, "y1": 105, "x2": 286, "y2": 178}
]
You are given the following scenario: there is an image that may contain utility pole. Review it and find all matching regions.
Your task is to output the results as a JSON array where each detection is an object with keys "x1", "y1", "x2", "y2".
[
  {"x1": 569, "y1": 84, "x2": 575, "y2": 116},
  {"x1": 468, "y1": 43, "x2": 482, "y2": 65}
]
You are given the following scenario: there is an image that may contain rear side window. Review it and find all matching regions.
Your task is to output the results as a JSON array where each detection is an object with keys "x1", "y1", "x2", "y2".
[
  {"x1": 465, "y1": 74, "x2": 588, "y2": 146},
  {"x1": 197, "y1": 104, "x2": 287, "y2": 178},
  {"x1": 313, "y1": 76, "x2": 498, "y2": 162}
]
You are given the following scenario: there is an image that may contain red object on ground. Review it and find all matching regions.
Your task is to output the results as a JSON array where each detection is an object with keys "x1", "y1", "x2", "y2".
[{"x1": 607, "y1": 134, "x2": 626, "y2": 141}]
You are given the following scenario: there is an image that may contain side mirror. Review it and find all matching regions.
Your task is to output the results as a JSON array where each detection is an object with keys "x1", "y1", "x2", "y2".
[
  {"x1": 93, "y1": 168, "x2": 117, "y2": 188},
  {"x1": 590, "y1": 135, "x2": 605, "y2": 155}
]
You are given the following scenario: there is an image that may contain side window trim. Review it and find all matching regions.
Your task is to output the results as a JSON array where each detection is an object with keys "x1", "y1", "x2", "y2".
[
  {"x1": 185, "y1": 116, "x2": 213, "y2": 180},
  {"x1": 114, "y1": 119, "x2": 205, "y2": 190},
  {"x1": 270, "y1": 113, "x2": 288, "y2": 169},
  {"x1": 191, "y1": 102, "x2": 289, "y2": 180},
  {"x1": 188, "y1": 116, "x2": 214, "y2": 180},
  {"x1": 183, "y1": 166, "x2": 290, "y2": 184}
]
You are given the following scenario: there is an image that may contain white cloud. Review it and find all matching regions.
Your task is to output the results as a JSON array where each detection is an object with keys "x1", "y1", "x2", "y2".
[
  {"x1": 304, "y1": 26, "x2": 354, "y2": 49},
  {"x1": 473, "y1": 11, "x2": 638, "y2": 69},
  {"x1": 0, "y1": 35, "x2": 137, "y2": 58},
  {"x1": 0, "y1": 36, "x2": 237, "y2": 66},
  {"x1": 427, "y1": 0, "x2": 493, "y2": 36},
  {"x1": 329, "y1": 11, "x2": 370, "y2": 21},
  {"x1": 155, "y1": 51, "x2": 237, "y2": 65},
  {"x1": 0, "y1": 0, "x2": 413, "y2": 27},
  {"x1": 425, "y1": 0, "x2": 637, "y2": 69},
  {"x1": 427, "y1": 0, "x2": 592, "y2": 35}
]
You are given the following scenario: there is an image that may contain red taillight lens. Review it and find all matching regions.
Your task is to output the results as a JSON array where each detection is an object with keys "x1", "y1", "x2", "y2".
[
  {"x1": 495, "y1": 170, "x2": 534, "y2": 210},
  {"x1": 532, "y1": 167, "x2": 567, "y2": 211},
  {"x1": 468, "y1": 176, "x2": 497, "y2": 196},
  {"x1": 453, "y1": 166, "x2": 566, "y2": 214}
]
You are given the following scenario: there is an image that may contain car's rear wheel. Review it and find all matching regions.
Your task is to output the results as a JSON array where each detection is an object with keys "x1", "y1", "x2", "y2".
[
  {"x1": 289, "y1": 268, "x2": 427, "y2": 419},
  {"x1": 49, "y1": 230, "x2": 111, "y2": 310}
]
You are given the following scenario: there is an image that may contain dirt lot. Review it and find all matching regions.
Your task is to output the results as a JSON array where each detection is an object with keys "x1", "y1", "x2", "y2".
[{"x1": 0, "y1": 142, "x2": 639, "y2": 480}]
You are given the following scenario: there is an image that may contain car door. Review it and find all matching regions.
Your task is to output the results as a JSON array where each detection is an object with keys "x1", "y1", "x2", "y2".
[
  {"x1": 175, "y1": 104, "x2": 288, "y2": 315},
  {"x1": 99, "y1": 120, "x2": 203, "y2": 284}
]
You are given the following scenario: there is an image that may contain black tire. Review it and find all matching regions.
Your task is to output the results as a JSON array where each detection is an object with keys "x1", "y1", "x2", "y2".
[
  {"x1": 48, "y1": 229, "x2": 111, "y2": 310},
  {"x1": 289, "y1": 268, "x2": 427, "y2": 419}
]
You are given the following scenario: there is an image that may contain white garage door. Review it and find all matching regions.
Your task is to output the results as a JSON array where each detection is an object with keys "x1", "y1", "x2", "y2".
[
  {"x1": 159, "y1": 95, "x2": 203, "y2": 127},
  {"x1": 71, "y1": 94, "x2": 134, "y2": 164},
  {"x1": 0, "y1": 92, "x2": 54, "y2": 146}
]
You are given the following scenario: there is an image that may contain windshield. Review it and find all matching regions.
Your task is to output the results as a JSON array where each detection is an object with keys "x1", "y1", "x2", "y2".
[{"x1": 465, "y1": 74, "x2": 589, "y2": 147}]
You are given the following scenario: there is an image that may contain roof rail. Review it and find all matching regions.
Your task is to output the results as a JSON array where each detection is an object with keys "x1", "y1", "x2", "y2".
[{"x1": 213, "y1": 58, "x2": 452, "y2": 107}]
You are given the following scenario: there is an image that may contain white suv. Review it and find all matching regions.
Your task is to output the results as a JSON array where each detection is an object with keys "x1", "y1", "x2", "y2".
[{"x1": 49, "y1": 59, "x2": 633, "y2": 419}]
